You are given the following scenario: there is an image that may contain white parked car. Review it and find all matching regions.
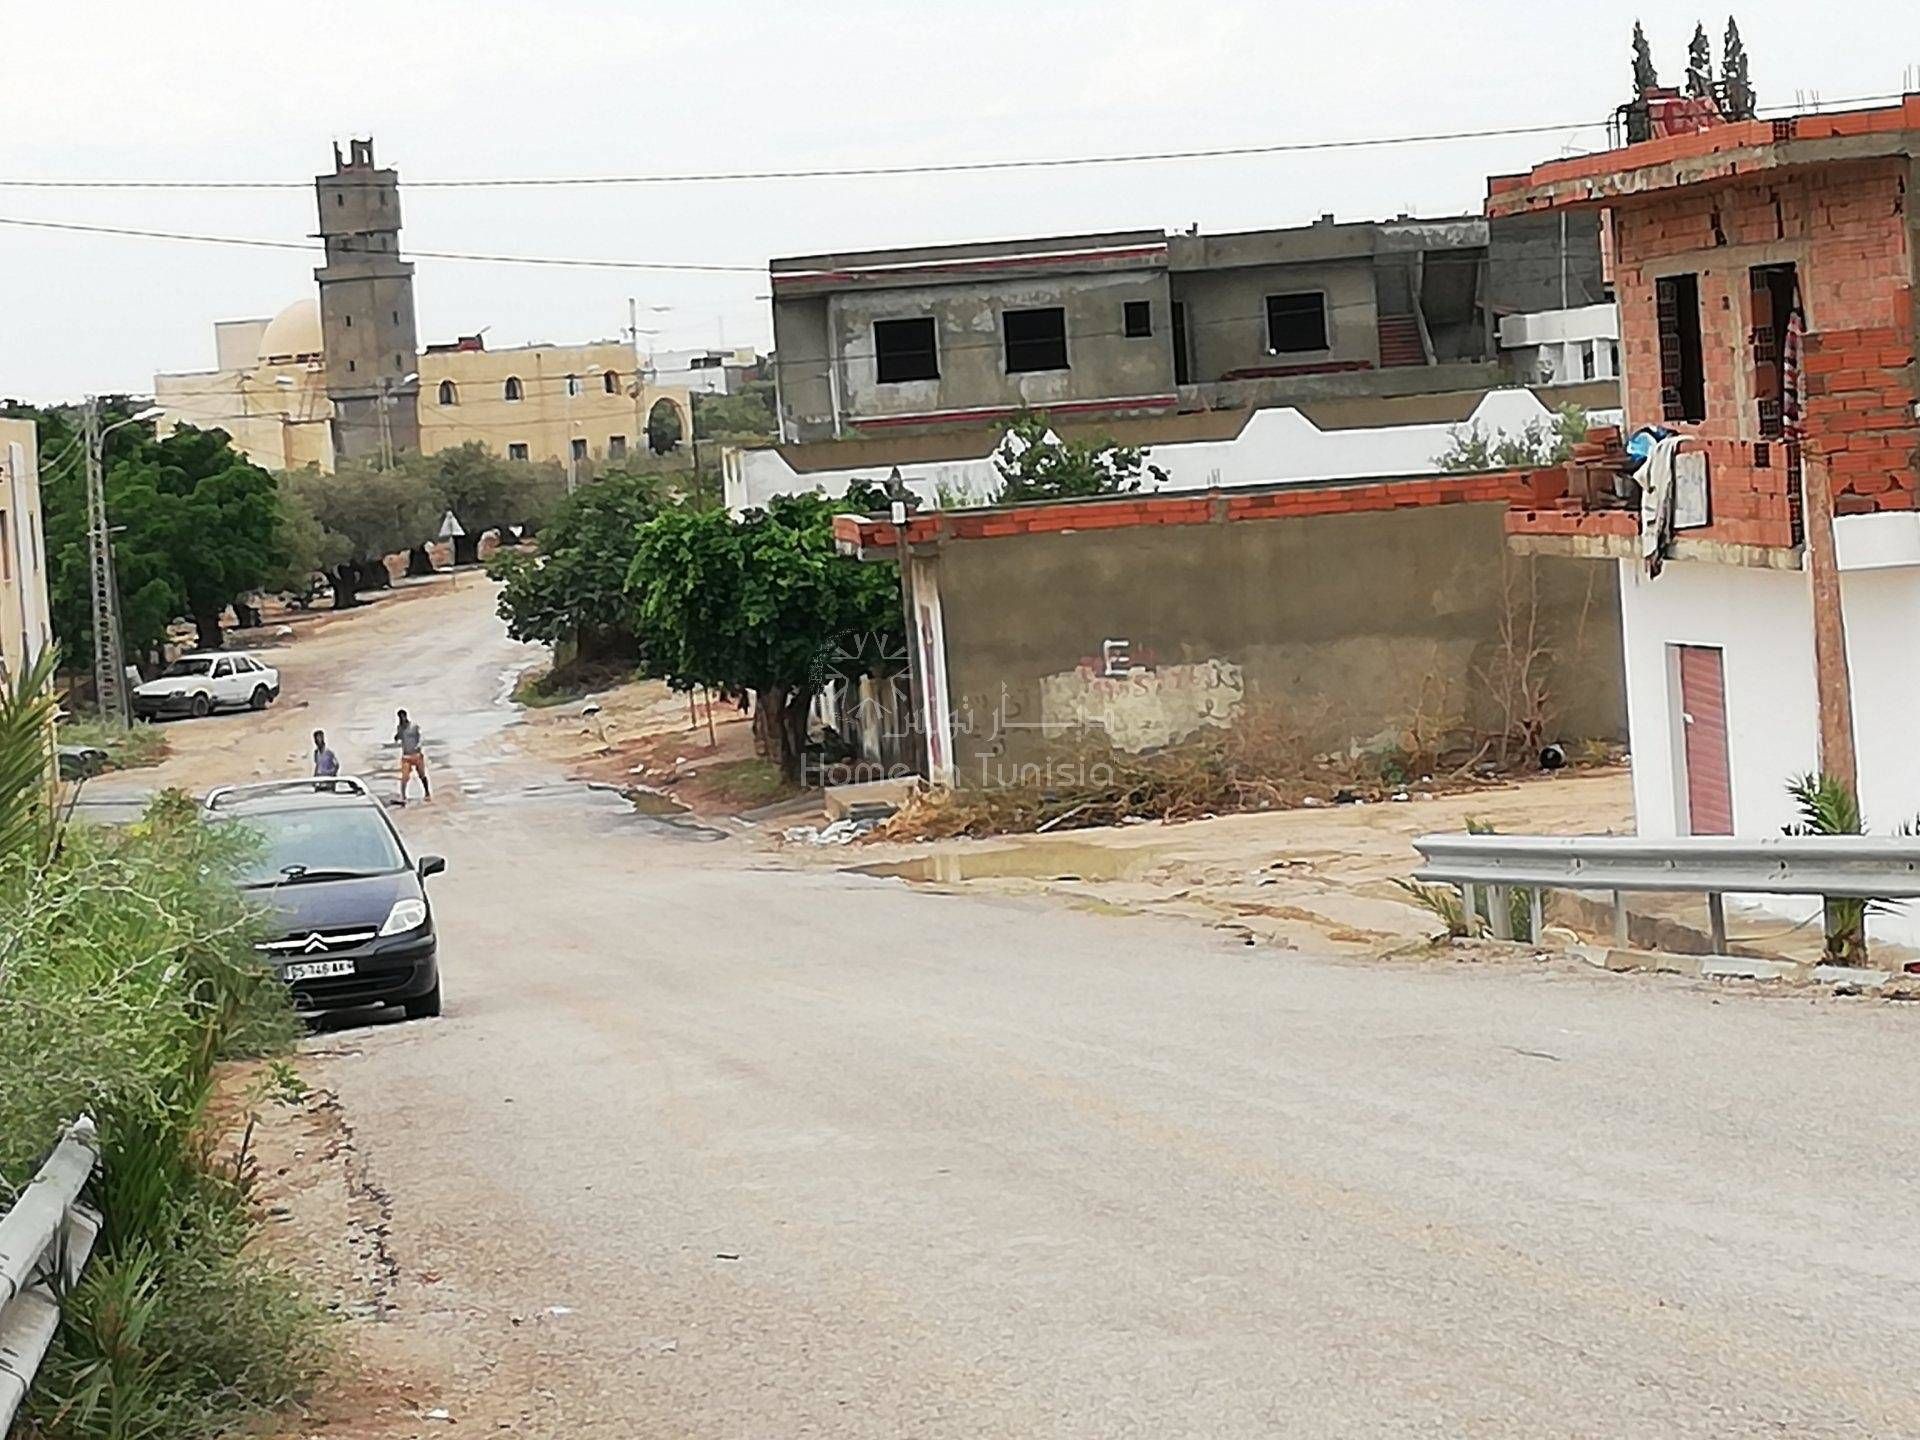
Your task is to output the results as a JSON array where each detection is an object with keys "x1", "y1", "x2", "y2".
[{"x1": 133, "y1": 651, "x2": 282, "y2": 720}]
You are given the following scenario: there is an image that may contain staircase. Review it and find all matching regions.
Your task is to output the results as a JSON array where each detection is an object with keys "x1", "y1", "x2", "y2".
[{"x1": 1376, "y1": 315, "x2": 1428, "y2": 368}]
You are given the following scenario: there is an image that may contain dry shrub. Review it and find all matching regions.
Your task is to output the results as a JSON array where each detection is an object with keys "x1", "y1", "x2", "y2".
[{"x1": 877, "y1": 703, "x2": 1501, "y2": 842}]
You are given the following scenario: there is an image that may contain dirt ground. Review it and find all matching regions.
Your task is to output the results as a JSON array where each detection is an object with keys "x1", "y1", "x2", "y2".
[{"x1": 776, "y1": 768, "x2": 1640, "y2": 958}]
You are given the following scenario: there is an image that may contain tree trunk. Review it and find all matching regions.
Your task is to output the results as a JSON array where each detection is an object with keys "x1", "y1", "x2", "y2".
[
  {"x1": 233, "y1": 599, "x2": 263, "y2": 630},
  {"x1": 454, "y1": 533, "x2": 481, "y2": 567},
  {"x1": 193, "y1": 610, "x2": 224, "y2": 651},
  {"x1": 755, "y1": 685, "x2": 816, "y2": 783},
  {"x1": 406, "y1": 545, "x2": 436, "y2": 578},
  {"x1": 358, "y1": 558, "x2": 393, "y2": 592},
  {"x1": 330, "y1": 563, "x2": 362, "y2": 610}
]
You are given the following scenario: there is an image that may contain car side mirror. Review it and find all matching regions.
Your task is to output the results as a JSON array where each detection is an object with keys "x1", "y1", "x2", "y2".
[{"x1": 418, "y1": 855, "x2": 447, "y2": 879}]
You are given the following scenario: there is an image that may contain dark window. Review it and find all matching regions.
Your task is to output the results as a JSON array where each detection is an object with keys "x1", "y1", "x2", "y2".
[
  {"x1": 508, "y1": 443, "x2": 529, "y2": 461},
  {"x1": 1656, "y1": 273, "x2": 1707, "y2": 422},
  {"x1": 504, "y1": 376, "x2": 523, "y2": 402},
  {"x1": 1003, "y1": 307, "x2": 1068, "y2": 373},
  {"x1": 344, "y1": 314, "x2": 352, "y2": 328},
  {"x1": 1265, "y1": 292, "x2": 1328, "y2": 353},
  {"x1": 392, "y1": 310, "x2": 400, "y2": 325},
  {"x1": 1750, "y1": 263, "x2": 1797, "y2": 438},
  {"x1": 565, "y1": 374, "x2": 581, "y2": 397},
  {"x1": 873, "y1": 318, "x2": 939, "y2": 383},
  {"x1": 1123, "y1": 300, "x2": 1153, "y2": 338},
  {"x1": 571, "y1": 438, "x2": 588, "y2": 462},
  {"x1": 608, "y1": 435, "x2": 627, "y2": 460},
  {"x1": 603, "y1": 369, "x2": 620, "y2": 394},
  {"x1": 1172, "y1": 302, "x2": 1191, "y2": 385},
  {"x1": 347, "y1": 360, "x2": 355, "y2": 373},
  {"x1": 437, "y1": 379, "x2": 458, "y2": 406}
]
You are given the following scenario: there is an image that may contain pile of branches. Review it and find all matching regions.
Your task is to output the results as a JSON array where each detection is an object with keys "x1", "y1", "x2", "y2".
[{"x1": 878, "y1": 712, "x2": 1405, "y2": 842}]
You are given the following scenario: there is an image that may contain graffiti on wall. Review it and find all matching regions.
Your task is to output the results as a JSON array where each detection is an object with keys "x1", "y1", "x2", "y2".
[{"x1": 1038, "y1": 650, "x2": 1244, "y2": 752}]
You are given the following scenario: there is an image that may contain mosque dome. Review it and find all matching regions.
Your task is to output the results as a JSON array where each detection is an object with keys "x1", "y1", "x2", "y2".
[{"x1": 258, "y1": 298, "x2": 323, "y2": 363}]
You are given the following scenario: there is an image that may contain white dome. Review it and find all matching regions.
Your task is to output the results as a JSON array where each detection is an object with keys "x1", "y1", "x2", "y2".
[{"x1": 258, "y1": 299, "x2": 322, "y2": 363}]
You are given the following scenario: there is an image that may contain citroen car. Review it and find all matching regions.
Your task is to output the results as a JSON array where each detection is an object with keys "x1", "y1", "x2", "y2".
[{"x1": 205, "y1": 777, "x2": 444, "y2": 1020}]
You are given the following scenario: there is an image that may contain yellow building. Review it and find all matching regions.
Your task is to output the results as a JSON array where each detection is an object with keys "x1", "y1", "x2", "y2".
[
  {"x1": 418, "y1": 339, "x2": 690, "y2": 472},
  {"x1": 154, "y1": 302, "x2": 693, "y2": 474},
  {"x1": 0, "y1": 417, "x2": 54, "y2": 686}
]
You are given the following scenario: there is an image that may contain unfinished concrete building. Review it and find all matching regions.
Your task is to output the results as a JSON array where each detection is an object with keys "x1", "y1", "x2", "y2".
[{"x1": 769, "y1": 212, "x2": 1604, "y2": 442}]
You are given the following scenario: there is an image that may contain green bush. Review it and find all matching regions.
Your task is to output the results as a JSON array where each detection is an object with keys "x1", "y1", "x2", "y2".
[{"x1": 1, "y1": 782, "x2": 324, "y2": 1438}]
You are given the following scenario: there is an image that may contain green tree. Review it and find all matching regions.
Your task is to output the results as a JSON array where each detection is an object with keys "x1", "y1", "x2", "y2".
[
  {"x1": 1685, "y1": 22, "x2": 1715, "y2": 98},
  {"x1": 991, "y1": 413, "x2": 1165, "y2": 504},
  {"x1": 130, "y1": 425, "x2": 284, "y2": 649},
  {"x1": 691, "y1": 381, "x2": 778, "y2": 441},
  {"x1": 395, "y1": 442, "x2": 569, "y2": 565},
  {"x1": 647, "y1": 398, "x2": 685, "y2": 455},
  {"x1": 626, "y1": 493, "x2": 900, "y2": 780},
  {"x1": 282, "y1": 462, "x2": 438, "y2": 607},
  {"x1": 1436, "y1": 405, "x2": 1589, "y2": 473},
  {"x1": 1631, "y1": 19, "x2": 1660, "y2": 94},
  {"x1": 491, "y1": 469, "x2": 669, "y2": 658},
  {"x1": 1720, "y1": 16, "x2": 1756, "y2": 120}
]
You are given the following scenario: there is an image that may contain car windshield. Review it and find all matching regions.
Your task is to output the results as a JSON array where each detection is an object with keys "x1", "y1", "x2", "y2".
[
  {"x1": 227, "y1": 806, "x2": 408, "y2": 887},
  {"x1": 163, "y1": 657, "x2": 215, "y2": 677}
]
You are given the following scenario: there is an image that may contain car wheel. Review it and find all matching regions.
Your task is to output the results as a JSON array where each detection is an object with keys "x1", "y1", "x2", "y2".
[
  {"x1": 403, "y1": 982, "x2": 442, "y2": 1020},
  {"x1": 190, "y1": 693, "x2": 211, "y2": 718},
  {"x1": 250, "y1": 684, "x2": 271, "y2": 711}
]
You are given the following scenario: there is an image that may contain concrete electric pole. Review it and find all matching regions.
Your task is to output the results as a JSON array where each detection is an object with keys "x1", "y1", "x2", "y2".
[{"x1": 83, "y1": 399, "x2": 154, "y2": 726}]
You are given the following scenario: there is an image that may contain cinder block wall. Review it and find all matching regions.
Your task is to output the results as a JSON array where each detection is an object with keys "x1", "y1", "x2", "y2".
[{"x1": 934, "y1": 500, "x2": 1625, "y2": 788}]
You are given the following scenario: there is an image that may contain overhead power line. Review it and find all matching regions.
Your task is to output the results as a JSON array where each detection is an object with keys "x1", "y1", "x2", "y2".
[
  {"x1": 0, "y1": 92, "x2": 1903, "y2": 193},
  {"x1": 0, "y1": 120, "x2": 1621, "y2": 193},
  {"x1": 0, "y1": 216, "x2": 761, "y2": 273}
]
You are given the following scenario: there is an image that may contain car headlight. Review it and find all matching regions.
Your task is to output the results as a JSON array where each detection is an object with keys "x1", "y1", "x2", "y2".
[{"x1": 379, "y1": 898, "x2": 429, "y2": 936}]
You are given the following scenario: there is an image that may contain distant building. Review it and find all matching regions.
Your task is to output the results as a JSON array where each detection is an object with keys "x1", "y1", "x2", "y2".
[
  {"x1": 768, "y1": 212, "x2": 1609, "y2": 443},
  {"x1": 648, "y1": 346, "x2": 762, "y2": 396},
  {"x1": 151, "y1": 141, "x2": 693, "y2": 473},
  {"x1": 0, "y1": 418, "x2": 53, "y2": 686}
]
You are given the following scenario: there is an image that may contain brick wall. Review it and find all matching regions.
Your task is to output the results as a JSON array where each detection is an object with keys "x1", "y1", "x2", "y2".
[{"x1": 1610, "y1": 157, "x2": 1918, "y2": 542}]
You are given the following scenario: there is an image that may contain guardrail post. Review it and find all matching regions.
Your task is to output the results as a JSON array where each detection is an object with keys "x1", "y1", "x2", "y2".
[
  {"x1": 1707, "y1": 892, "x2": 1728, "y2": 953},
  {"x1": 1460, "y1": 882, "x2": 1478, "y2": 932},
  {"x1": 1488, "y1": 885, "x2": 1512, "y2": 940},
  {"x1": 1611, "y1": 890, "x2": 1629, "y2": 948},
  {"x1": 1528, "y1": 888, "x2": 1545, "y2": 942}
]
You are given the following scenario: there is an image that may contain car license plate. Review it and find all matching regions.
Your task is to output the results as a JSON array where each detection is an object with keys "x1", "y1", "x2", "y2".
[{"x1": 284, "y1": 958, "x2": 355, "y2": 981}]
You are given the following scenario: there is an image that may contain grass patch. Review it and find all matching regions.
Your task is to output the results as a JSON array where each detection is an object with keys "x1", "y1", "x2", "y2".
[
  {"x1": 58, "y1": 716, "x2": 170, "y2": 770},
  {"x1": 513, "y1": 657, "x2": 636, "y2": 709},
  {"x1": 700, "y1": 757, "x2": 797, "y2": 809},
  {"x1": 1, "y1": 780, "x2": 327, "y2": 1437}
]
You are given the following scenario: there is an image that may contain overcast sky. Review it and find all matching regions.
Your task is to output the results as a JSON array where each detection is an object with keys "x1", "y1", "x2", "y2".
[{"x1": 1, "y1": 0, "x2": 1909, "y2": 401}]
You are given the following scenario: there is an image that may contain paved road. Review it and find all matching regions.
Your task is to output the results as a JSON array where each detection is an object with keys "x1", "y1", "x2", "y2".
[{"x1": 198, "y1": 583, "x2": 1920, "y2": 1437}]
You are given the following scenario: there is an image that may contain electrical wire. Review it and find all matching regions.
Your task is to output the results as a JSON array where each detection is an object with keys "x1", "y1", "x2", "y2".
[
  {"x1": 0, "y1": 216, "x2": 761, "y2": 274},
  {"x1": 1, "y1": 93, "x2": 1905, "y2": 192}
]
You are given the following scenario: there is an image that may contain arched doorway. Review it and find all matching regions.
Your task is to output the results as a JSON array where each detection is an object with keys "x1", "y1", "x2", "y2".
[{"x1": 647, "y1": 397, "x2": 686, "y2": 454}]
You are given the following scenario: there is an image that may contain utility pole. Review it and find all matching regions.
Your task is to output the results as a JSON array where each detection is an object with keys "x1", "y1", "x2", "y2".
[
  {"x1": 83, "y1": 400, "x2": 132, "y2": 726},
  {"x1": 882, "y1": 468, "x2": 927, "y2": 779},
  {"x1": 377, "y1": 377, "x2": 394, "y2": 470},
  {"x1": 1800, "y1": 450, "x2": 1859, "y2": 789}
]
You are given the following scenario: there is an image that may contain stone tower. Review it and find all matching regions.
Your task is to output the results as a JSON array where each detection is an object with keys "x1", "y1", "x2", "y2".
[{"x1": 314, "y1": 139, "x2": 420, "y2": 464}]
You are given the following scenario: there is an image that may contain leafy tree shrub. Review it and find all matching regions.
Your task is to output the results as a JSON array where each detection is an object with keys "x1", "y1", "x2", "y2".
[{"x1": 991, "y1": 413, "x2": 1166, "y2": 504}]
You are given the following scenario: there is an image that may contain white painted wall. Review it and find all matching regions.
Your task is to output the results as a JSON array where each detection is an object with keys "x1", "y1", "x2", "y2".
[
  {"x1": 1616, "y1": 533, "x2": 1920, "y2": 947},
  {"x1": 724, "y1": 388, "x2": 1622, "y2": 515},
  {"x1": 1498, "y1": 304, "x2": 1621, "y2": 387}
]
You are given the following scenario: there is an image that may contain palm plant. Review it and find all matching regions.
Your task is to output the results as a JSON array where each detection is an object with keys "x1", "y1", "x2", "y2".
[
  {"x1": 1784, "y1": 771, "x2": 1870, "y2": 964},
  {"x1": 0, "y1": 646, "x2": 63, "y2": 868}
]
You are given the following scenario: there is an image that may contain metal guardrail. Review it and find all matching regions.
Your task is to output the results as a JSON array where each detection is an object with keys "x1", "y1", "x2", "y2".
[
  {"x1": 1412, "y1": 834, "x2": 1920, "y2": 949},
  {"x1": 0, "y1": 1119, "x2": 101, "y2": 1433}
]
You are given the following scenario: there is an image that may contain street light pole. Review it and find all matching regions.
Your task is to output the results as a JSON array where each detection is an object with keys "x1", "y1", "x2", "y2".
[{"x1": 84, "y1": 400, "x2": 159, "y2": 726}]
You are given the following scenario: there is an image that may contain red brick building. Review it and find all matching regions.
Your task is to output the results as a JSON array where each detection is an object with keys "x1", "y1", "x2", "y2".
[{"x1": 1486, "y1": 97, "x2": 1920, "y2": 927}]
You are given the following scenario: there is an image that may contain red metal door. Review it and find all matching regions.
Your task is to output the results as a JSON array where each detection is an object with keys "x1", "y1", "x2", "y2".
[{"x1": 1677, "y1": 645, "x2": 1734, "y2": 835}]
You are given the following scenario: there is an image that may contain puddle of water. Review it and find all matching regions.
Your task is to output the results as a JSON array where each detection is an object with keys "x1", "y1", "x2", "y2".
[
  {"x1": 621, "y1": 784, "x2": 694, "y2": 818},
  {"x1": 853, "y1": 841, "x2": 1165, "y2": 885}
]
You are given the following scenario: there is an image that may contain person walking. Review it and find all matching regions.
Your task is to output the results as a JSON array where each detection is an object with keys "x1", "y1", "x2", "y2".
[
  {"x1": 394, "y1": 708, "x2": 431, "y2": 804},
  {"x1": 312, "y1": 730, "x2": 340, "y2": 778}
]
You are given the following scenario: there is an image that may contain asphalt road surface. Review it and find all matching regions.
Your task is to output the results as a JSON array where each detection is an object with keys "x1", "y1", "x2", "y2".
[{"x1": 131, "y1": 582, "x2": 1920, "y2": 1437}]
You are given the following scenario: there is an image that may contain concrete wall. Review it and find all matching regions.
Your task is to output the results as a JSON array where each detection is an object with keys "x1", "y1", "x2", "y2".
[
  {"x1": 1487, "y1": 212, "x2": 1608, "y2": 313},
  {"x1": 1170, "y1": 259, "x2": 1379, "y2": 380},
  {"x1": 726, "y1": 387, "x2": 1622, "y2": 515},
  {"x1": 824, "y1": 270, "x2": 1174, "y2": 427},
  {"x1": 0, "y1": 418, "x2": 52, "y2": 684},
  {"x1": 930, "y1": 501, "x2": 1625, "y2": 789}
]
